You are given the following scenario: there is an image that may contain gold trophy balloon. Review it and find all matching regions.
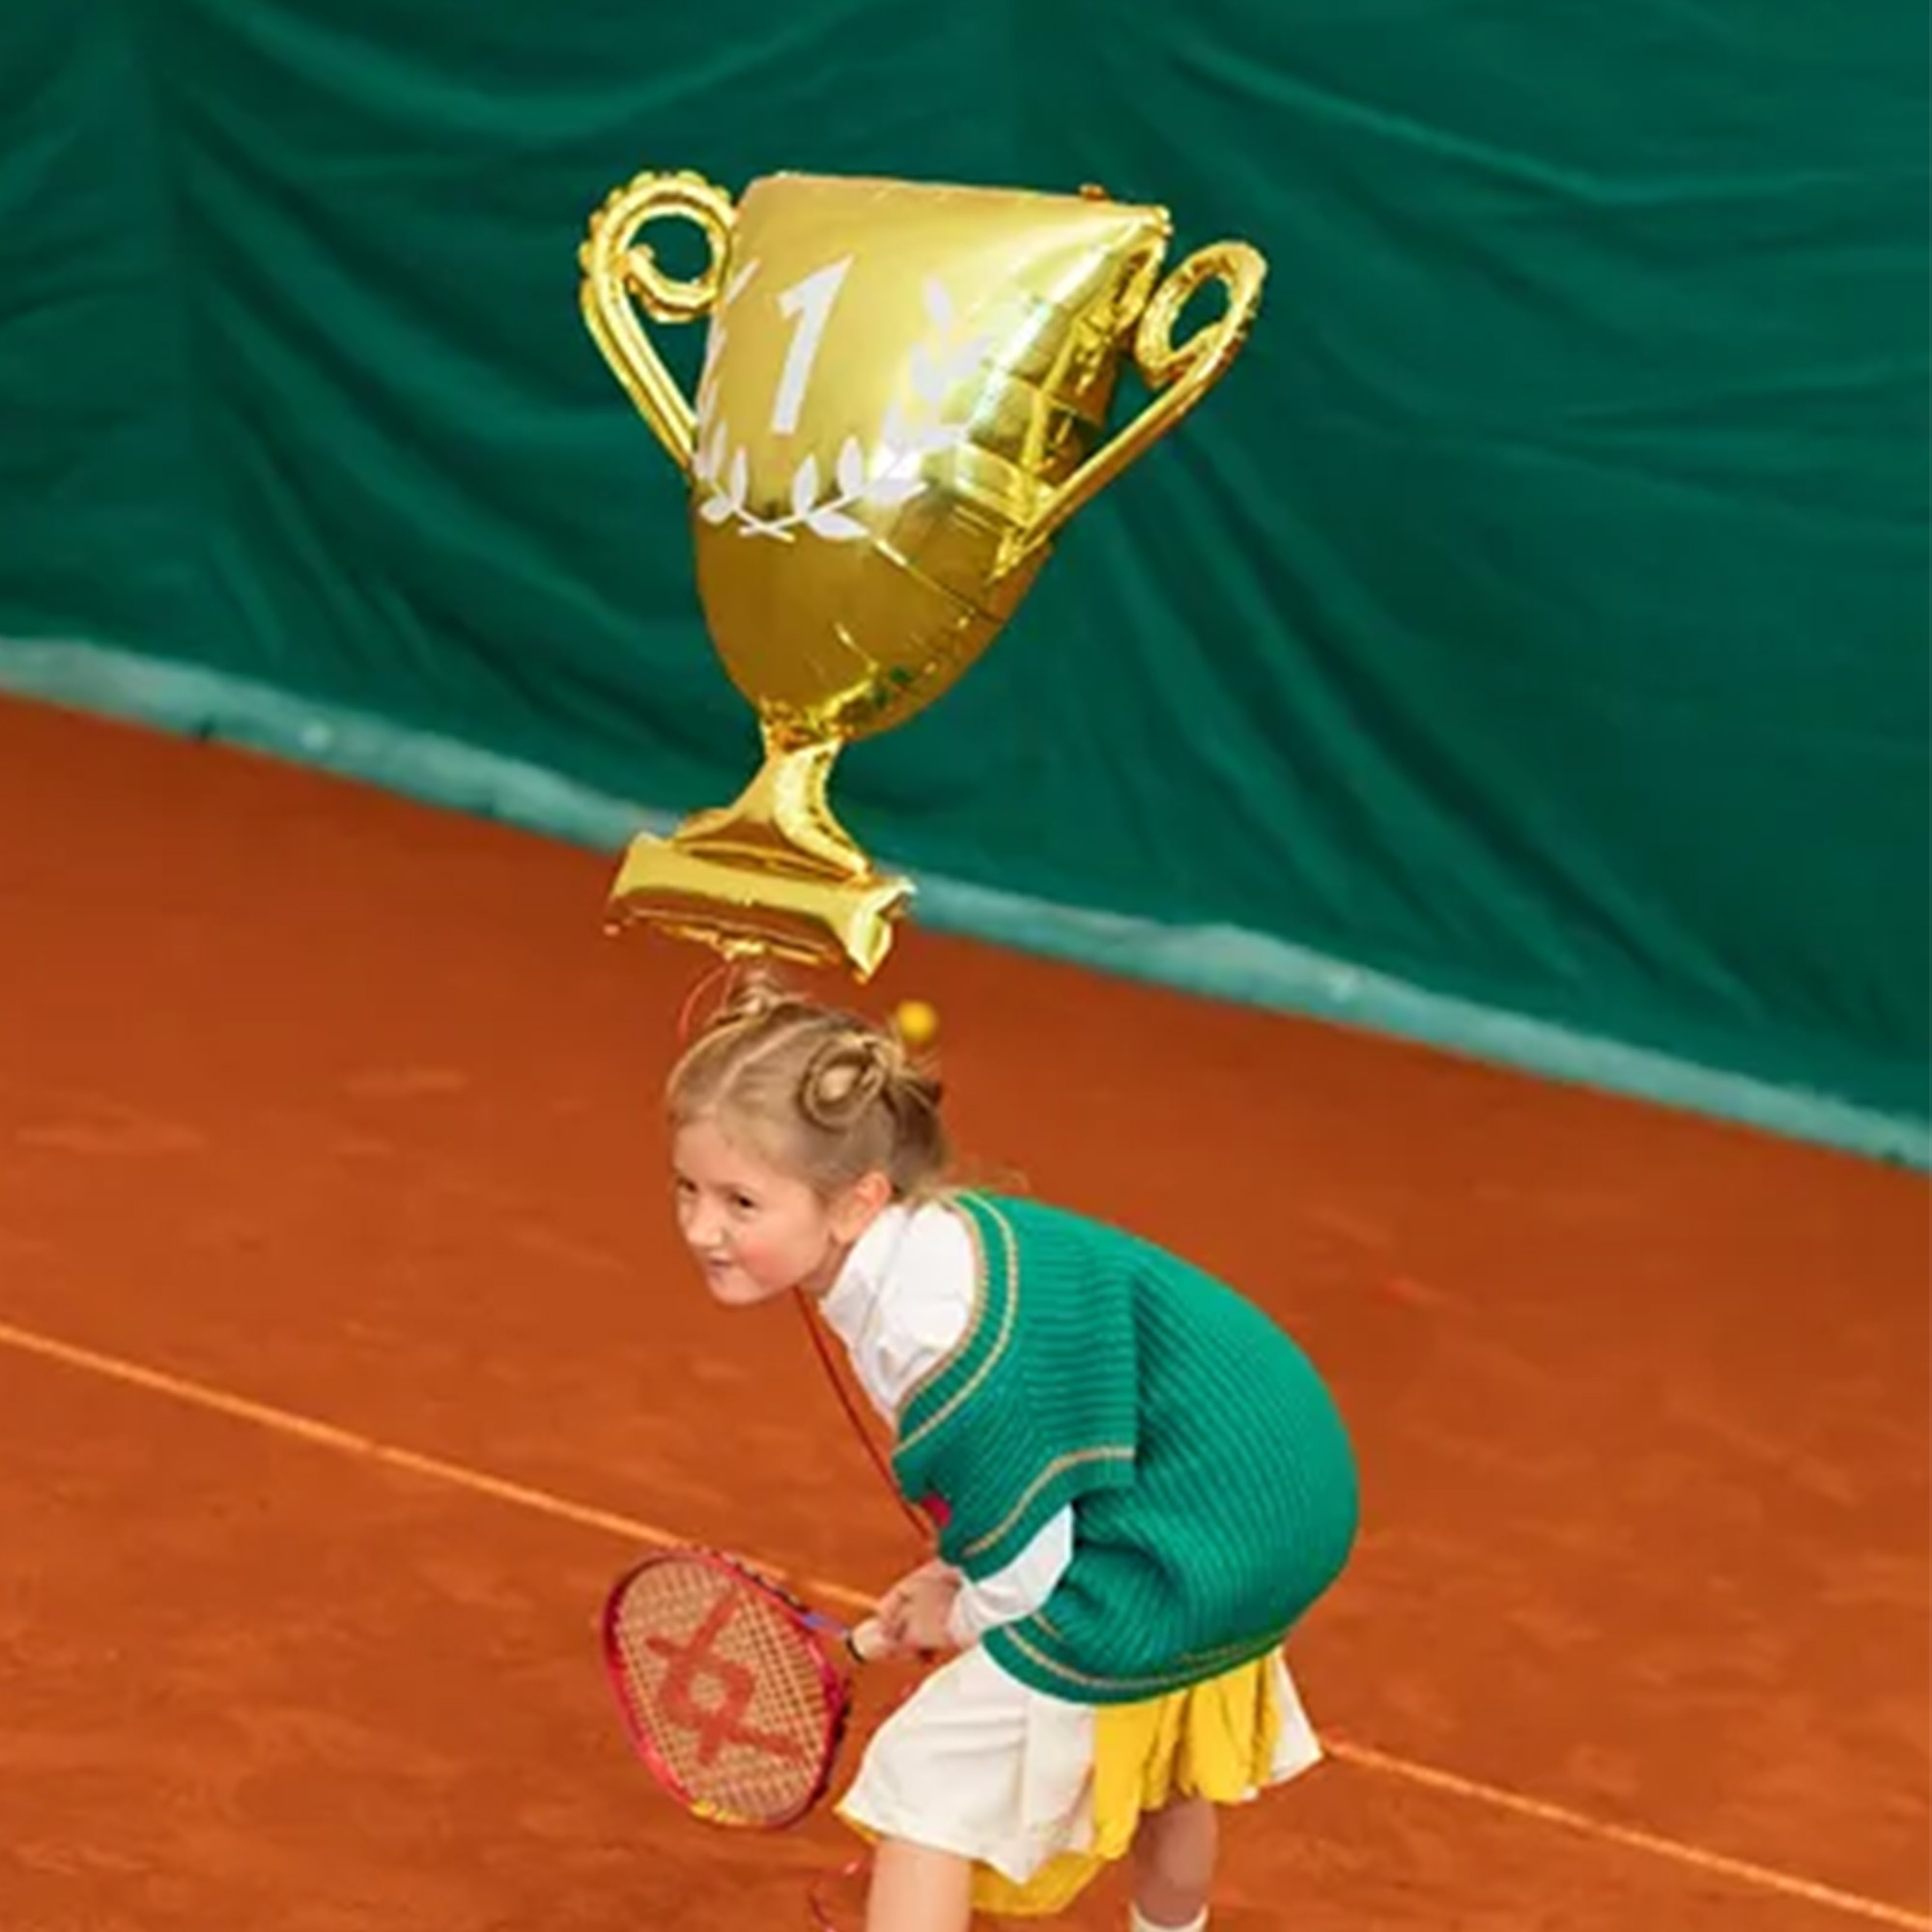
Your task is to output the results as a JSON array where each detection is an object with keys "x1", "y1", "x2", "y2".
[{"x1": 580, "y1": 169, "x2": 1266, "y2": 980}]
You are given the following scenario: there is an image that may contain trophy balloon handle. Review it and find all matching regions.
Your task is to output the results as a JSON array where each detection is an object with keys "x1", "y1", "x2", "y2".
[
  {"x1": 579, "y1": 169, "x2": 737, "y2": 474},
  {"x1": 1013, "y1": 240, "x2": 1267, "y2": 564}
]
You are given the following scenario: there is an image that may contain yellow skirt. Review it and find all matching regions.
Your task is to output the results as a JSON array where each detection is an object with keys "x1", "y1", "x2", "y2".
[
  {"x1": 973, "y1": 1655, "x2": 1284, "y2": 1918},
  {"x1": 838, "y1": 1647, "x2": 1310, "y2": 1920}
]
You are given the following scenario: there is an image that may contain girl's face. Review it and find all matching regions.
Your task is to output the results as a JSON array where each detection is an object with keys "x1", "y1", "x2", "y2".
[{"x1": 670, "y1": 1115, "x2": 885, "y2": 1307}]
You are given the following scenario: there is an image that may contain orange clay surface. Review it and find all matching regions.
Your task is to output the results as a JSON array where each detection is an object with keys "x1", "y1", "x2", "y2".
[{"x1": 0, "y1": 696, "x2": 1925, "y2": 1931}]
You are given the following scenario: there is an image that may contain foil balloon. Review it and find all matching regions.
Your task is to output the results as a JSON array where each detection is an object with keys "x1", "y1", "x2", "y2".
[{"x1": 580, "y1": 168, "x2": 1266, "y2": 980}]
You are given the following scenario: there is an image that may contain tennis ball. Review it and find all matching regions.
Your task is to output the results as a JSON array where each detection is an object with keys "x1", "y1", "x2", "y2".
[{"x1": 892, "y1": 999, "x2": 940, "y2": 1050}]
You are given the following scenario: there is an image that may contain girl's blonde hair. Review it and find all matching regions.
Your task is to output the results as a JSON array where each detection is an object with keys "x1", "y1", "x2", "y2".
[{"x1": 666, "y1": 969, "x2": 952, "y2": 1202}]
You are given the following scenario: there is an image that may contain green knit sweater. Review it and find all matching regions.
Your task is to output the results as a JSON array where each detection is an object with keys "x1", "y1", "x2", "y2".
[{"x1": 891, "y1": 1192, "x2": 1359, "y2": 1705}]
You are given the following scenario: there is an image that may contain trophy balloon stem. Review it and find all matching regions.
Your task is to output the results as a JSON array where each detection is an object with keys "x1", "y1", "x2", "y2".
[{"x1": 604, "y1": 737, "x2": 913, "y2": 983}]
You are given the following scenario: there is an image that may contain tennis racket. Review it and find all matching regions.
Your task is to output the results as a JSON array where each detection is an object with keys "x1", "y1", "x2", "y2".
[{"x1": 602, "y1": 1546, "x2": 888, "y2": 1832}]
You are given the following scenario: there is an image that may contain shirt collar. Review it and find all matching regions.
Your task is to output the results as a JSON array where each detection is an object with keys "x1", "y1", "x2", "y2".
[{"x1": 818, "y1": 1201, "x2": 914, "y2": 1350}]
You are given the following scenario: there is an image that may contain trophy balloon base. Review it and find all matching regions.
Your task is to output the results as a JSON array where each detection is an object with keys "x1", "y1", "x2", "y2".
[
  {"x1": 604, "y1": 741, "x2": 915, "y2": 981},
  {"x1": 606, "y1": 835, "x2": 912, "y2": 980}
]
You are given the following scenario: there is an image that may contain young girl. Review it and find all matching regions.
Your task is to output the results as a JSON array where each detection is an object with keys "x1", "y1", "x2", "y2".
[{"x1": 666, "y1": 974, "x2": 1359, "y2": 1932}]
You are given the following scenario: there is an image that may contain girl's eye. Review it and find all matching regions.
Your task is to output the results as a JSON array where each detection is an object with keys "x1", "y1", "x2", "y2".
[
  {"x1": 729, "y1": 1192, "x2": 758, "y2": 1214},
  {"x1": 672, "y1": 1177, "x2": 696, "y2": 1200}
]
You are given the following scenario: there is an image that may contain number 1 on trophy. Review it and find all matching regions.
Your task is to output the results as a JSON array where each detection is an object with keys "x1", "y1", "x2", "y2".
[{"x1": 771, "y1": 256, "x2": 854, "y2": 435}]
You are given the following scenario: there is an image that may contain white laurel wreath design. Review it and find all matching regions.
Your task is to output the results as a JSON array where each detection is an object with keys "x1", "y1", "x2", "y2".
[{"x1": 693, "y1": 274, "x2": 987, "y2": 544}]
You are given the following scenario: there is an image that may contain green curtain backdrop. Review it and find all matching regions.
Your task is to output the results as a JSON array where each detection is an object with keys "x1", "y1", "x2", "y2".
[{"x1": 2, "y1": 1, "x2": 1925, "y2": 1125}]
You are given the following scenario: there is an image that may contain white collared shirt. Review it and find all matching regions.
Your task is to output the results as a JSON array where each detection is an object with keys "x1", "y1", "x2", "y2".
[{"x1": 818, "y1": 1202, "x2": 1074, "y2": 1647}]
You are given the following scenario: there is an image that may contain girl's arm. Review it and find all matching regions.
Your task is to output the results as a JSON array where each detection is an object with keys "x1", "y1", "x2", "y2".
[{"x1": 878, "y1": 1508, "x2": 1074, "y2": 1655}]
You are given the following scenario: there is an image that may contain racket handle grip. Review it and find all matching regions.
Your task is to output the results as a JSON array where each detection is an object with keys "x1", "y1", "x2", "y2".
[{"x1": 846, "y1": 1617, "x2": 889, "y2": 1664}]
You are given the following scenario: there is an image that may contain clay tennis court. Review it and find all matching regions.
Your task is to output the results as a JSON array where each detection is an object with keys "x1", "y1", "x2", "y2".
[{"x1": 2, "y1": 694, "x2": 1925, "y2": 1931}]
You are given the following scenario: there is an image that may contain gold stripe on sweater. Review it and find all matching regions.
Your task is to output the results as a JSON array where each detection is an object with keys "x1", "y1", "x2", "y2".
[
  {"x1": 895, "y1": 1194, "x2": 1018, "y2": 1457},
  {"x1": 960, "y1": 1445, "x2": 1135, "y2": 1561}
]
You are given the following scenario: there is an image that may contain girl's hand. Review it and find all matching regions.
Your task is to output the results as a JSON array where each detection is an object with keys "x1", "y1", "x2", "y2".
[
  {"x1": 847, "y1": 1615, "x2": 895, "y2": 1663},
  {"x1": 874, "y1": 1556, "x2": 959, "y2": 1634},
  {"x1": 881, "y1": 1568, "x2": 963, "y2": 1656}
]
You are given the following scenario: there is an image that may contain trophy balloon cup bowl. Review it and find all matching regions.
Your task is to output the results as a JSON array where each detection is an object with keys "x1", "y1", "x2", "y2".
[{"x1": 579, "y1": 167, "x2": 1266, "y2": 981}]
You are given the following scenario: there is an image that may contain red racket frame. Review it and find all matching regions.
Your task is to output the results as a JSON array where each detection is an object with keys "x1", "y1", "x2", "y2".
[{"x1": 600, "y1": 1546, "x2": 861, "y2": 1833}]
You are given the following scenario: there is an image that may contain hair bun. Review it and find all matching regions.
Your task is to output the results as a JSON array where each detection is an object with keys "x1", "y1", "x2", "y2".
[{"x1": 798, "y1": 1031, "x2": 901, "y2": 1130}]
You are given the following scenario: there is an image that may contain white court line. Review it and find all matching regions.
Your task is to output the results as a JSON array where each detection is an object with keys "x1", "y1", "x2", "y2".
[{"x1": 0, "y1": 1315, "x2": 1924, "y2": 1931}]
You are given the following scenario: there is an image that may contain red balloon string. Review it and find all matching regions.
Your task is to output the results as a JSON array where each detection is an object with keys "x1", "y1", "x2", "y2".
[{"x1": 674, "y1": 956, "x2": 741, "y2": 1043}]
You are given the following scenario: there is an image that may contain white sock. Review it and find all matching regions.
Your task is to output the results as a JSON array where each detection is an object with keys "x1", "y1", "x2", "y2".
[{"x1": 1130, "y1": 1911, "x2": 1208, "y2": 1932}]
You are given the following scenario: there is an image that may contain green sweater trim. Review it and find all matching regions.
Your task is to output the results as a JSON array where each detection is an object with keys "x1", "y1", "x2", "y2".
[{"x1": 987, "y1": 1621, "x2": 1290, "y2": 1701}]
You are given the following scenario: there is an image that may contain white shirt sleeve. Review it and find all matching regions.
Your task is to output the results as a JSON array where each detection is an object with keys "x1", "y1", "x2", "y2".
[
  {"x1": 823, "y1": 1205, "x2": 979, "y2": 1423},
  {"x1": 945, "y1": 1505, "x2": 1075, "y2": 1646}
]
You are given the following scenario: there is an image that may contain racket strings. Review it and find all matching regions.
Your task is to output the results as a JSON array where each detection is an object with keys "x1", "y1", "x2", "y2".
[{"x1": 611, "y1": 1558, "x2": 838, "y2": 1825}]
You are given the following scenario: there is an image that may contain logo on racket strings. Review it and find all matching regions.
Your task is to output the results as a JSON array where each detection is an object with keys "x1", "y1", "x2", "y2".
[{"x1": 646, "y1": 1590, "x2": 811, "y2": 1769}]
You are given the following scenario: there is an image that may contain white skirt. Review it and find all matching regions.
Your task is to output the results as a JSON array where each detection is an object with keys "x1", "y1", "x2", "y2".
[{"x1": 837, "y1": 1644, "x2": 1324, "y2": 1888}]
